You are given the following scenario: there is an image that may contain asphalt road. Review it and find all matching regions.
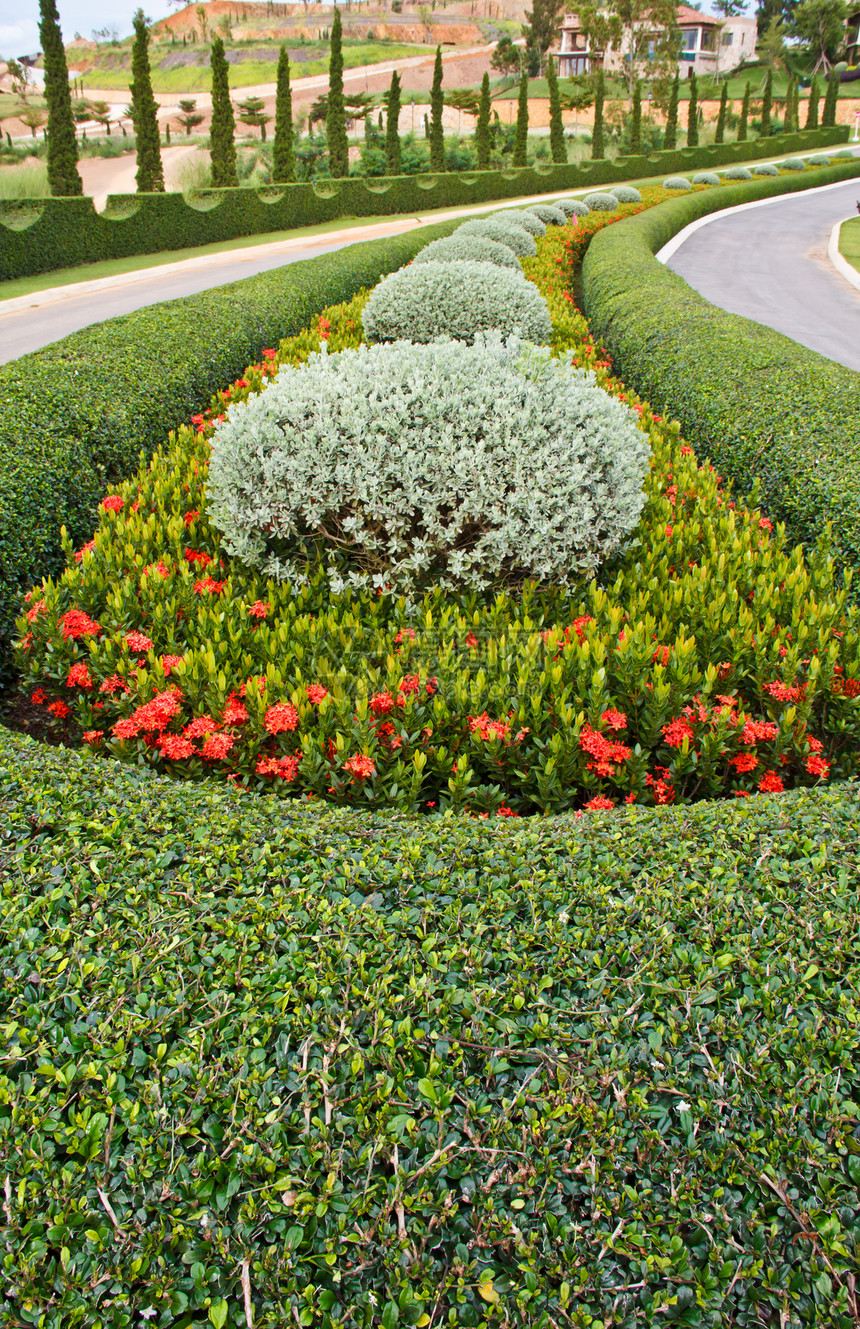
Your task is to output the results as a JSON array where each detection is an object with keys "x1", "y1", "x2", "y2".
[
  {"x1": 0, "y1": 237, "x2": 356, "y2": 362},
  {"x1": 665, "y1": 178, "x2": 860, "y2": 373}
]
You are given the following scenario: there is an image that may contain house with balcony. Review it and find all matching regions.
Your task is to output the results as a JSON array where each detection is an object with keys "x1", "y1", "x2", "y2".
[{"x1": 552, "y1": 8, "x2": 757, "y2": 80}]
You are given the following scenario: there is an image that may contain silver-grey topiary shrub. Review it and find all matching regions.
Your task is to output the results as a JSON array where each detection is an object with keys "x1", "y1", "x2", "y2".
[
  {"x1": 582, "y1": 191, "x2": 618, "y2": 211},
  {"x1": 526, "y1": 203, "x2": 568, "y2": 225},
  {"x1": 413, "y1": 233, "x2": 523, "y2": 273},
  {"x1": 663, "y1": 176, "x2": 692, "y2": 190},
  {"x1": 496, "y1": 209, "x2": 546, "y2": 236},
  {"x1": 361, "y1": 260, "x2": 552, "y2": 345},
  {"x1": 752, "y1": 162, "x2": 779, "y2": 175},
  {"x1": 206, "y1": 336, "x2": 651, "y2": 595},
  {"x1": 833, "y1": 149, "x2": 856, "y2": 160},
  {"x1": 610, "y1": 185, "x2": 641, "y2": 203},
  {"x1": 456, "y1": 217, "x2": 537, "y2": 257},
  {"x1": 807, "y1": 154, "x2": 831, "y2": 166},
  {"x1": 781, "y1": 158, "x2": 807, "y2": 170},
  {"x1": 724, "y1": 166, "x2": 752, "y2": 180},
  {"x1": 555, "y1": 197, "x2": 589, "y2": 217},
  {"x1": 692, "y1": 172, "x2": 720, "y2": 185}
]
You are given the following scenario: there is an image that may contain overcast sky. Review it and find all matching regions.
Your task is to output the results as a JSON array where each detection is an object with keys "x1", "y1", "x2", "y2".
[{"x1": 1, "y1": 2, "x2": 175, "y2": 60}]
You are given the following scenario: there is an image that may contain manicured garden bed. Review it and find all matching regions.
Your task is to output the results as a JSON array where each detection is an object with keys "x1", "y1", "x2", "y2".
[{"x1": 3, "y1": 171, "x2": 860, "y2": 1326}]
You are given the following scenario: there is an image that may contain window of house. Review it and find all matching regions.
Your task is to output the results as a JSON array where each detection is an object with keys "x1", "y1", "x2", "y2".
[
  {"x1": 721, "y1": 31, "x2": 733, "y2": 45},
  {"x1": 700, "y1": 28, "x2": 715, "y2": 50},
  {"x1": 681, "y1": 28, "x2": 698, "y2": 50}
]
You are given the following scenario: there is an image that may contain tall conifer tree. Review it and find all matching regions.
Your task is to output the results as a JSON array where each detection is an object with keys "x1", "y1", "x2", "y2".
[
  {"x1": 430, "y1": 46, "x2": 445, "y2": 170},
  {"x1": 273, "y1": 46, "x2": 295, "y2": 182},
  {"x1": 821, "y1": 68, "x2": 839, "y2": 128},
  {"x1": 326, "y1": 8, "x2": 349, "y2": 177},
  {"x1": 476, "y1": 71, "x2": 491, "y2": 169},
  {"x1": 38, "y1": 0, "x2": 82, "y2": 195},
  {"x1": 385, "y1": 69, "x2": 402, "y2": 175},
  {"x1": 210, "y1": 37, "x2": 238, "y2": 186},
  {"x1": 687, "y1": 71, "x2": 699, "y2": 147},
  {"x1": 663, "y1": 72, "x2": 679, "y2": 151},
  {"x1": 760, "y1": 67, "x2": 772, "y2": 137},
  {"x1": 130, "y1": 9, "x2": 165, "y2": 192},
  {"x1": 805, "y1": 75, "x2": 819, "y2": 129},
  {"x1": 592, "y1": 67, "x2": 605, "y2": 159},
  {"x1": 513, "y1": 68, "x2": 529, "y2": 166},
  {"x1": 547, "y1": 55, "x2": 566, "y2": 163},
  {"x1": 630, "y1": 79, "x2": 641, "y2": 154},
  {"x1": 715, "y1": 81, "x2": 728, "y2": 144},
  {"x1": 738, "y1": 82, "x2": 750, "y2": 141}
]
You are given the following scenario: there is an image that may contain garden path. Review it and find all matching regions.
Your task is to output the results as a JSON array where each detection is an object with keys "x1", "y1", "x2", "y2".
[{"x1": 664, "y1": 173, "x2": 860, "y2": 373}]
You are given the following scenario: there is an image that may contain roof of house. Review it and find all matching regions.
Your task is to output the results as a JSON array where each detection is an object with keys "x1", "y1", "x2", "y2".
[{"x1": 676, "y1": 6, "x2": 723, "y2": 27}]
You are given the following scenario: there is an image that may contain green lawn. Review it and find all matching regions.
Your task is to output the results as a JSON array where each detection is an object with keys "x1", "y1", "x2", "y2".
[
  {"x1": 839, "y1": 215, "x2": 860, "y2": 274},
  {"x1": 81, "y1": 41, "x2": 430, "y2": 93}
]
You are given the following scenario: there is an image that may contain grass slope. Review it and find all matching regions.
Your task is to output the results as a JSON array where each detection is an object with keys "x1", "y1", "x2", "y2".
[{"x1": 839, "y1": 215, "x2": 860, "y2": 275}]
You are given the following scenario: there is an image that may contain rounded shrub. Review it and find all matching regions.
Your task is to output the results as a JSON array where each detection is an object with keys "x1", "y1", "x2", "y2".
[
  {"x1": 496, "y1": 209, "x2": 546, "y2": 236},
  {"x1": 525, "y1": 203, "x2": 568, "y2": 225},
  {"x1": 691, "y1": 172, "x2": 720, "y2": 186},
  {"x1": 582, "y1": 192, "x2": 618, "y2": 211},
  {"x1": 361, "y1": 260, "x2": 552, "y2": 346},
  {"x1": 752, "y1": 163, "x2": 779, "y2": 176},
  {"x1": 781, "y1": 157, "x2": 807, "y2": 171},
  {"x1": 457, "y1": 217, "x2": 537, "y2": 257},
  {"x1": 610, "y1": 185, "x2": 642, "y2": 203},
  {"x1": 206, "y1": 336, "x2": 651, "y2": 594},
  {"x1": 833, "y1": 149, "x2": 856, "y2": 160},
  {"x1": 413, "y1": 232, "x2": 523, "y2": 273},
  {"x1": 807, "y1": 154, "x2": 831, "y2": 166},
  {"x1": 662, "y1": 176, "x2": 692, "y2": 191},
  {"x1": 555, "y1": 197, "x2": 589, "y2": 217},
  {"x1": 724, "y1": 166, "x2": 752, "y2": 180}
]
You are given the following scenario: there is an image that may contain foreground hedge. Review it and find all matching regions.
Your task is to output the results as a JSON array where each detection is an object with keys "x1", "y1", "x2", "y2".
[
  {"x1": 0, "y1": 222, "x2": 460, "y2": 689},
  {"x1": 1, "y1": 726, "x2": 859, "y2": 1326},
  {"x1": 0, "y1": 127, "x2": 848, "y2": 281},
  {"x1": 581, "y1": 158, "x2": 860, "y2": 583}
]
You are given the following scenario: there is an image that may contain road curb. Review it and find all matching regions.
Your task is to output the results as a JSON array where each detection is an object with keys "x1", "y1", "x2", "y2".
[{"x1": 827, "y1": 216, "x2": 860, "y2": 293}]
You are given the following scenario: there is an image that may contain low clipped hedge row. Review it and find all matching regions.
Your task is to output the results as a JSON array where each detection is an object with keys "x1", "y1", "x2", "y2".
[
  {"x1": 0, "y1": 222, "x2": 460, "y2": 689},
  {"x1": 0, "y1": 126, "x2": 848, "y2": 281},
  {"x1": 581, "y1": 157, "x2": 860, "y2": 583},
  {"x1": 2, "y1": 726, "x2": 860, "y2": 1326}
]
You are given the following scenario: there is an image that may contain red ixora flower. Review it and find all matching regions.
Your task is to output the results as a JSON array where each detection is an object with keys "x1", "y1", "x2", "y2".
[
  {"x1": 157, "y1": 734, "x2": 195, "y2": 761},
  {"x1": 262, "y1": 348, "x2": 278, "y2": 360},
  {"x1": 66, "y1": 662, "x2": 93, "y2": 690},
  {"x1": 125, "y1": 631, "x2": 153, "y2": 654},
  {"x1": 101, "y1": 495, "x2": 124, "y2": 513},
  {"x1": 601, "y1": 709, "x2": 627, "y2": 731},
  {"x1": 47, "y1": 700, "x2": 72, "y2": 719},
  {"x1": 183, "y1": 716, "x2": 219, "y2": 739},
  {"x1": 764, "y1": 680, "x2": 805, "y2": 703},
  {"x1": 184, "y1": 511, "x2": 199, "y2": 526},
  {"x1": 82, "y1": 730, "x2": 103, "y2": 746},
  {"x1": 264, "y1": 702, "x2": 299, "y2": 734},
  {"x1": 194, "y1": 577, "x2": 226, "y2": 595},
  {"x1": 100, "y1": 673, "x2": 129, "y2": 695},
  {"x1": 248, "y1": 600, "x2": 269, "y2": 618},
  {"x1": 75, "y1": 539, "x2": 96, "y2": 563},
  {"x1": 805, "y1": 754, "x2": 830, "y2": 778},
  {"x1": 201, "y1": 732, "x2": 236, "y2": 761},
  {"x1": 344, "y1": 754, "x2": 375, "y2": 780},
  {"x1": 59, "y1": 609, "x2": 101, "y2": 640},
  {"x1": 730, "y1": 752, "x2": 758, "y2": 773},
  {"x1": 318, "y1": 316, "x2": 331, "y2": 339},
  {"x1": 758, "y1": 771, "x2": 785, "y2": 794},
  {"x1": 26, "y1": 600, "x2": 46, "y2": 623},
  {"x1": 370, "y1": 691, "x2": 395, "y2": 717},
  {"x1": 584, "y1": 795, "x2": 615, "y2": 811},
  {"x1": 469, "y1": 713, "x2": 512, "y2": 743},
  {"x1": 223, "y1": 697, "x2": 249, "y2": 725},
  {"x1": 306, "y1": 684, "x2": 329, "y2": 705},
  {"x1": 662, "y1": 717, "x2": 694, "y2": 748},
  {"x1": 184, "y1": 548, "x2": 212, "y2": 568},
  {"x1": 256, "y1": 754, "x2": 301, "y2": 780},
  {"x1": 161, "y1": 655, "x2": 185, "y2": 676}
]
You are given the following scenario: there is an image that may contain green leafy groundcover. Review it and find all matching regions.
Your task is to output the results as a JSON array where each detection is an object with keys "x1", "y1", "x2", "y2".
[{"x1": 1, "y1": 728, "x2": 860, "y2": 1327}]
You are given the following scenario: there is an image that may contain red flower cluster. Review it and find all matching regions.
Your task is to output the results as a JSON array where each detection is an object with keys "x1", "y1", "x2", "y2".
[
  {"x1": 257, "y1": 754, "x2": 301, "y2": 780},
  {"x1": 764, "y1": 680, "x2": 805, "y2": 703},
  {"x1": 112, "y1": 688, "x2": 182, "y2": 740},
  {"x1": 264, "y1": 702, "x2": 299, "y2": 734},
  {"x1": 194, "y1": 577, "x2": 226, "y2": 595},
  {"x1": 223, "y1": 696, "x2": 249, "y2": 725},
  {"x1": 306, "y1": 684, "x2": 328, "y2": 705},
  {"x1": 75, "y1": 539, "x2": 96, "y2": 563},
  {"x1": 469, "y1": 713, "x2": 512, "y2": 743},
  {"x1": 60, "y1": 609, "x2": 101, "y2": 640},
  {"x1": 662, "y1": 718, "x2": 694, "y2": 748},
  {"x1": 100, "y1": 674, "x2": 129, "y2": 695},
  {"x1": 344, "y1": 754, "x2": 375, "y2": 780},
  {"x1": 66, "y1": 662, "x2": 93, "y2": 690},
  {"x1": 125, "y1": 631, "x2": 153, "y2": 653},
  {"x1": 579, "y1": 722, "x2": 631, "y2": 777},
  {"x1": 185, "y1": 548, "x2": 211, "y2": 568},
  {"x1": 102, "y1": 495, "x2": 124, "y2": 513},
  {"x1": 248, "y1": 600, "x2": 268, "y2": 618}
]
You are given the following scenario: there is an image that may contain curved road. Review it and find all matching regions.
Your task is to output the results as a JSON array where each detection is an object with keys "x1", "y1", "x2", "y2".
[{"x1": 665, "y1": 177, "x2": 860, "y2": 373}]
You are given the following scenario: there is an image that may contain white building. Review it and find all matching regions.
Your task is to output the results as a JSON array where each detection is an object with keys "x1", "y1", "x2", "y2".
[{"x1": 553, "y1": 7, "x2": 758, "y2": 80}]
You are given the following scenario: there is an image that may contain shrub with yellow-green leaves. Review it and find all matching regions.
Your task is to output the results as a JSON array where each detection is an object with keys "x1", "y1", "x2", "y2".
[{"x1": 15, "y1": 224, "x2": 860, "y2": 815}]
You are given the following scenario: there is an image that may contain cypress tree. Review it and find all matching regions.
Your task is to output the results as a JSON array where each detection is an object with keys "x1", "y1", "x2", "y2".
[
  {"x1": 430, "y1": 46, "x2": 445, "y2": 171},
  {"x1": 592, "y1": 67, "x2": 605, "y2": 160},
  {"x1": 805, "y1": 74, "x2": 819, "y2": 129},
  {"x1": 821, "y1": 68, "x2": 839, "y2": 128},
  {"x1": 663, "y1": 72, "x2": 679, "y2": 151},
  {"x1": 760, "y1": 67, "x2": 772, "y2": 137},
  {"x1": 513, "y1": 68, "x2": 529, "y2": 167},
  {"x1": 130, "y1": 8, "x2": 164, "y2": 192},
  {"x1": 327, "y1": 8, "x2": 349, "y2": 177},
  {"x1": 629, "y1": 79, "x2": 641, "y2": 154},
  {"x1": 273, "y1": 46, "x2": 295, "y2": 182},
  {"x1": 715, "y1": 81, "x2": 727, "y2": 144},
  {"x1": 787, "y1": 77, "x2": 798, "y2": 131},
  {"x1": 210, "y1": 36, "x2": 238, "y2": 186},
  {"x1": 38, "y1": 0, "x2": 82, "y2": 196},
  {"x1": 546, "y1": 55, "x2": 565, "y2": 164},
  {"x1": 687, "y1": 71, "x2": 699, "y2": 147},
  {"x1": 738, "y1": 82, "x2": 750, "y2": 141},
  {"x1": 385, "y1": 70, "x2": 402, "y2": 174},
  {"x1": 476, "y1": 71, "x2": 491, "y2": 169}
]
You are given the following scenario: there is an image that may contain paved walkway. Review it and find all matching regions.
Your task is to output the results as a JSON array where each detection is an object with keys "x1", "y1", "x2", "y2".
[{"x1": 665, "y1": 176, "x2": 860, "y2": 373}]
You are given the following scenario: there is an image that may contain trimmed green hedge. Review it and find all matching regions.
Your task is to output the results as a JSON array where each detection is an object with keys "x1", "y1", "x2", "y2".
[
  {"x1": 581, "y1": 158, "x2": 860, "y2": 583},
  {"x1": 0, "y1": 222, "x2": 459, "y2": 688},
  {"x1": 0, "y1": 126, "x2": 849, "y2": 281},
  {"x1": 2, "y1": 725, "x2": 859, "y2": 1325}
]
